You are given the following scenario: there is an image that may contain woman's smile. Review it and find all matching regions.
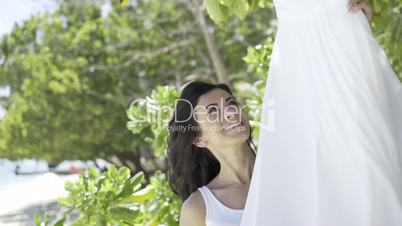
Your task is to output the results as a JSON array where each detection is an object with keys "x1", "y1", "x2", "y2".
[{"x1": 222, "y1": 120, "x2": 247, "y2": 133}]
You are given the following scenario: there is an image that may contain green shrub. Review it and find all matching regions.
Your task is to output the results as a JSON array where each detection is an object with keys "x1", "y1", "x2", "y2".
[{"x1": 35, "y1": 166, "x2": 180, "y2": 226}]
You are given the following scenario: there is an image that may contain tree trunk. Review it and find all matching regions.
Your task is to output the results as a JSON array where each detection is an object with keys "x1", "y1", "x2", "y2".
[{"x1": 190, "y1": 0, "x2": 229, "y2": 83}]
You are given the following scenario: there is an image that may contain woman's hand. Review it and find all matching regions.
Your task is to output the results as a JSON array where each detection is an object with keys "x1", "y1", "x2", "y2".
[{"x1": 347, "y1": 0, "x2": 374, "y2": 23}]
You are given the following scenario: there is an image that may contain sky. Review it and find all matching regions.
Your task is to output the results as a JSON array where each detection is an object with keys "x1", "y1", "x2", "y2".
[
  {"x1": 0, "y1": 0, "x2": 57, "y2": 118},
  {"x1": 0, "y1": 0, "x2": 57, "y2": 37}
]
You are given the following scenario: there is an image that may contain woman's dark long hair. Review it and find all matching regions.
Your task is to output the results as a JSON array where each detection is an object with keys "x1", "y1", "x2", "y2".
[{"x1": 167, "y1": 80, "x2": 256, "y2": 201}]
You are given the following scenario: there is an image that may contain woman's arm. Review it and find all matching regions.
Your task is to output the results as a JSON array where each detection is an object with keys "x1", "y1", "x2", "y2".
[
  {"x1": 347, "y1": 0, "x2": 374, "y2": 23},
  {"x1": 179, "y1": 191, "x2": 206, "y2": 226}
]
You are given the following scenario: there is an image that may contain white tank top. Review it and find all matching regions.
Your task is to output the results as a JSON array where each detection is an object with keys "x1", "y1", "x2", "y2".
[{"x1": 198, "y1": 186, "x2": 244, "y2": 226}]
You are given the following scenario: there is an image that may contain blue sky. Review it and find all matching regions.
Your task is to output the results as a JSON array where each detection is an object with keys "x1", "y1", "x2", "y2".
[
  {"x1": 0, "y1": 0, "x2": 56, "y2": 118},
  {"x1": 0, "y1": 0, "x2": 57, "y2": 37}
]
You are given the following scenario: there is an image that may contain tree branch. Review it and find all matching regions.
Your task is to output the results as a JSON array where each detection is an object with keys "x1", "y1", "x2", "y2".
[{"x1": 85, "y1": 38, "x2": 197, "y2": 72}]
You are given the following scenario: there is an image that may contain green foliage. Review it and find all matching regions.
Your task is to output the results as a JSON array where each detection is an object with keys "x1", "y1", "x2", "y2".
[
  {"x1": 127, "y1": 85, "x2": 179, "y2": 157},
  {"x1": 0, "y1": 0, "x2": 274, "y2": 162},
  {"x1": 232, "y1": 37, "x2": 274, "y2": 142},
  {"x1": 242, "y1": 36, "x2": 274, "y2": 79},
  {"x1": 120, "y1": 0, "x2": 131, "y2": 7},
  {"x1": 204, "y1": 0, "x2": 230, "y2": 26},
  {"x1": 35, "y1": 212, "x2": 50, "y2": 226},
  {"x1": 35, "y1": 165, "x2": 180, "y2": 226},
  {"x1": 0, "y1": 1, "x2": 141, "y2": 161},
  {"x1": 202, "y1": 0, "x2": 272, "y2": 26},
  {"x1": 139, "y1": 171, "x2": 181, "y2": 226},
  {"x1": 232, "y1": 80, "x2": 265, "y2": 141},
  {"x1": 204, "y1": 0, "x2": 402, "y2": 79},
  {"x1": 370, "y1": 0, "x2": 402, "y2": 80},
  {"x1": 0, "y1": 2, "x2": 274, "y2": 223},
  {"x1": 56, "y1": 166, "x2": 149, "y2": 225},
  {"x1": 6, "y1": 0, "x2": 401, "y2": 225}
]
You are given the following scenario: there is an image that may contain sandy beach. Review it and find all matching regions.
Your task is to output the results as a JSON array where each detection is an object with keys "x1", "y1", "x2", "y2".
[{"x1": 0, "y1": 159, "x2": 78, "y2": 226}]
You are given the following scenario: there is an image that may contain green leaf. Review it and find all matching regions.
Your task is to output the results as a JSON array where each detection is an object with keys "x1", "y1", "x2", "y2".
[
  {"x1": 87, "y1": 167, "x2": 99, "y2": 180},
  {"x1": 116, "y1": 170, "x2": 145, "y2": 199},
  {"x1": 64, "y1": 181, "x2": 77, "y2": 192},
  {"x1": 146, "y1": 219, "x2": 160, "y2": 226},
  {"x1": 58, "y1": 196, "x2": 74, "y2": 207},
  {"x1": 155, "y1": 203, "x2": 170, "y2": 221},
  {"x1": 118, "y1": 167, "x2": 131, "y2": 180},
  {"x1": 120, "y1": 0, "x2": 130, "y2": 7},
  {"x1": 34, "y1": 213, "x2": 41, "y2": 226},
  {"x1": 232, "y1": 0, "x2": 250, "y2": 19},
  {"x1": 96, "y1": 214, "x2": 107, "y2": 226},
  {"x1": 204, "y1": 0, "x2": 230, "y2": 25},
  {"x1": 120, "y1": 185, "x2": 157, "y2": 204},
  {"x1": 110, "y1": 206, "x2": 140, "y2": 223},
  {"x1": 248, "y1": 0, "x2": 260, "y2": 10},
  {"x1": 131, "y1": 171, "x2": 145, "y2": 192},
  {"x1": 219, "y1": 0, "x2": 234, "y2": 7},
  {"x1": 44, "y1": 213, "x2": 50, "y2": 226},
  {"x1": 54, "y1": 218, "x2": 65, "y2": 226}
]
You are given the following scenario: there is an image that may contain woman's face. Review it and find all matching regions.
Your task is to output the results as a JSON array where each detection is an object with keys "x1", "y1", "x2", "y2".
[{"x1": 193, "y1": 88, "x2": 250, "y2": 149}]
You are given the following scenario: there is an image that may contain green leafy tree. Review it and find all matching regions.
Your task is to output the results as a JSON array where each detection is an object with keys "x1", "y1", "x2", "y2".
[
  {"x1": 203, "y1": 0, "x2": 402, "y2": 79},
  {"x1": 0, "y1": 0, "x2": 274, "y2": 170},
  {"x1": 127, "y1": 86, "x2": 178, "y2": 157},
  {"x1": 371, "y1": 0, "x2": 402, "y2": 79}
]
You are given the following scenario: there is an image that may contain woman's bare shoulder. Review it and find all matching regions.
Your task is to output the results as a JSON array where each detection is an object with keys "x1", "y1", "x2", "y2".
[{"x1": 180, "y1": 190, "x2": 206, "y2": 226}]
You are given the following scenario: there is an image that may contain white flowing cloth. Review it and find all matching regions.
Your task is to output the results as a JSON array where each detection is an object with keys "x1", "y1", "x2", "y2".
[{"x1": 240, "y1": 0, "x2": 402, "y2": 225}]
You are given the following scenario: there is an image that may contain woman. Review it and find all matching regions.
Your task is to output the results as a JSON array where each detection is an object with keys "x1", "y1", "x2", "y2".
[
  {"x1": 167, "y1": 81, "x2": 256, "y2": 226},
  {"x1": 241, "y1": 0, "x2": 402, "y2": 225}
]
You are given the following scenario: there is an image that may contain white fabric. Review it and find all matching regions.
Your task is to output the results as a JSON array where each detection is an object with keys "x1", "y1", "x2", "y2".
[
  {"x1": 198, "y1": 186, "x2": 243, "y2": 226},
  {"x1": 240, "y1": 0, "x2": 402, "y2": 225}
]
